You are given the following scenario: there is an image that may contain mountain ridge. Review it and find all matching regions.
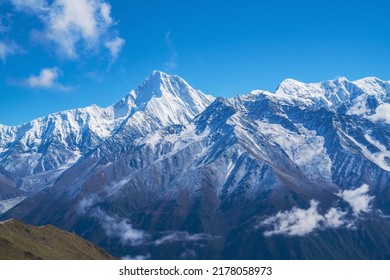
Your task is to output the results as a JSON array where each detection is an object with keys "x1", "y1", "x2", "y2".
[{"x1": 1, "y1": 72, "x2": 390, "y2": 259}]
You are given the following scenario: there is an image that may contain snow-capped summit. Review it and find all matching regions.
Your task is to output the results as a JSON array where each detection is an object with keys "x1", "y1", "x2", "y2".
[
  {"x1": 109, "y1": 70, "x2": 214, "y2": 126},
  {"x1": 0, "y1": 71, "x2": 214, "y2": 192},
  {"x1": 129, "y1": 70, "x2": 214, "y2": 125}
]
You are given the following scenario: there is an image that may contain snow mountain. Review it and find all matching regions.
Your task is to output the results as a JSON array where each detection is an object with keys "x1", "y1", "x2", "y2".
[
  {"x1": 1, "y1": 72, "x2": 390, "y2": 259},
  {"x1": 0, "y1": 71, "x2": 214, "y2": 192}
]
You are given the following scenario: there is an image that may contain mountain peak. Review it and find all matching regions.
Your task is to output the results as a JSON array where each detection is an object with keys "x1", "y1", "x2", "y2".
[
  {"x1": 335, "y1": 76, "x2": 348, "y2": 83},
  {"x1": 135, "y1": 71, "x2": 181, "y2": 102},
  {"x1": 129, "y1": 71, "x2": 215, "y2": 117},
  {"x1": 111, "y1": 71, "x2": 180, "y2": 119},
  {"x1": 275, "y1": 78, "x2": 324, "y2": 101},
  {"x1": 150, "y1": 69, "x2": 169, "y2": 78},
  {"x1": 143, "y1": 70, "x2": 179, "y2": 88}
]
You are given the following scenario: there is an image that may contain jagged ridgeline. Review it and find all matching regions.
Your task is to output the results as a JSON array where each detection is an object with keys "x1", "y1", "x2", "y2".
[{"x1": 1, "y1": 71, "x2": 390, "y2": 259}]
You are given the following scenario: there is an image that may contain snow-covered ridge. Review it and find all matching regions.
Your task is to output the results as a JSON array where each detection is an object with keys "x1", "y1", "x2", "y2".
[
  {"x1": 0, "y1": 70, "x2": 214, "y2": 192},
  {"x1": 273, "y1": 77, "x2": 390, "y2": 114},
  {"x1": 1, "y1": 72, "x2": 389, "y2": 194},
  {"x1": 275, "y1": 76, "x2": 389, "y2": 100}
]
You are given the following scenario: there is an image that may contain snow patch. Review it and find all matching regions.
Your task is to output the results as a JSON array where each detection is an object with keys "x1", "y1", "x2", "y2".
[
  {"x1": 0, "y1": 196, "x2": 27, "y2": 214},
  {"x1": 347, "y1": 95, "x2": 369, "y2": 116},
  {"x1": 256, "y1": 122, "x2": 332, "y2": 182},
  {"x1": 340, "y1": 132, "x2": 390, "y2": 171}
]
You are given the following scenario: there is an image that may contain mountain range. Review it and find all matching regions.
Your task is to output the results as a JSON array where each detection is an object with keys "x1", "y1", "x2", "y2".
[{"x1": 1, "y1": 71, "x2": 390, "y2": 259}]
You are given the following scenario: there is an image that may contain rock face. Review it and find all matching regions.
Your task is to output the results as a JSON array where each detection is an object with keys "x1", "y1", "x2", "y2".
[
  {"x1": 1, "y1": 72, "x2": 390, "y2": 259},
  {"x1": 0, "y1": 219, "x2": 114, "y2": 260}
]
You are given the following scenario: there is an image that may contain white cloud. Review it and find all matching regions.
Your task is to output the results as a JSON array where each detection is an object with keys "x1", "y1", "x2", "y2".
[
  {"x1": 324, "y1": 207, "x2": 348, "y2": 228},
  {"x1": 262, "y1": 200, "x2": 324, "y2": 236},
  {"x1": 153, "y1": 232, "x2": 212, "y2": 246},
  {"x1": 0, "y1": 41, "x2": 19, "y2": 61},
  {"x1": 260, "y1": 184, "x2": 374, "y2": 237},
  {"x1": 92, "y1": 208, "x2": 146, "y2": 246},
  {"x1": 46, "y1": 0, "x2": 102, "y2": 58},
  {"x1": 100, "y1": 2, "x2": 112, "y2": 24},
  {"x1": 339, "y1": 184, "x2": 374, "y2": 214},
  {"x1": 10, "y1": 0, "x2": 124, "y2": 60},
  {"x1": 368, "y1": 104, "x2": 390, "y2": 124},
  {"x1": 26, "y1": 67, "x2": 58, "y2": 88},
  {"x1": 105, "y1": 36, "x2": 125, "y2": 61},
  {"x1": 21, "y1": 67, "x2": 69, "y2": 91}
]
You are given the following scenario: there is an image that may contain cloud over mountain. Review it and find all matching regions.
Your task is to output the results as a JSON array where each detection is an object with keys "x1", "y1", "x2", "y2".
[{"x1": 261, "y1": 185, "x2": 374, "y2": 236}]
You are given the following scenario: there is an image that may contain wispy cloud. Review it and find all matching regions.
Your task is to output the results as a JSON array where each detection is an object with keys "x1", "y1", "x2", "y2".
[
  {"x1": 0, "y1": 41, "x2": 20, "y2": 61},
  {"x1": 77, "y1": 184, "x2": 147, "y2": 246},
  {"x1": 77, "y1": 194, "x2": 99, "y2": 215},
  {"x1": 163, "y1": 31, "x2": 178, "y2": 71},
  {"x1": 76, "y1": 178, "x2": 130, "y2": 215},
  {"x1": 105, "y1": 36, "x2": 125, "y2": 61},
  {"x1": 260, "y1": 184, "x2": 373, "y2": 237},
  {"x1": 22, "y1": 67, "x2": 69, "y2": 91},
  {"x1": 153, "y1": 231, "x2": 213, "y2": 246},
  {"x1": 92, "y1": 208, "x2": 146, "y2": 246},
  {"x1": 99, "y1": 2, "x2": 112, "y2": 24},
  {"x1": 9, "y1": 0, "x2": 125, "y2": 60}
]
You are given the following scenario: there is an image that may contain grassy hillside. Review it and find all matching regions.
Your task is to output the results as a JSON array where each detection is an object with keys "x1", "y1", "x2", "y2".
[{"x1": 0, "y1": 219, "x2": 115, "y2": 260}]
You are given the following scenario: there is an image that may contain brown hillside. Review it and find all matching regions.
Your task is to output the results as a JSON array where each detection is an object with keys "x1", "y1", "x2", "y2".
[{"x1": 0, "y1": 219, "x2": 115, "y2": 260}]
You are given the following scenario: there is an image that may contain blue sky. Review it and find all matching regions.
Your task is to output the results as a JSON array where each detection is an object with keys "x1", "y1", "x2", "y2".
[{"x1": 1, "y1": 0, "x2": 389, "y2": 125}]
